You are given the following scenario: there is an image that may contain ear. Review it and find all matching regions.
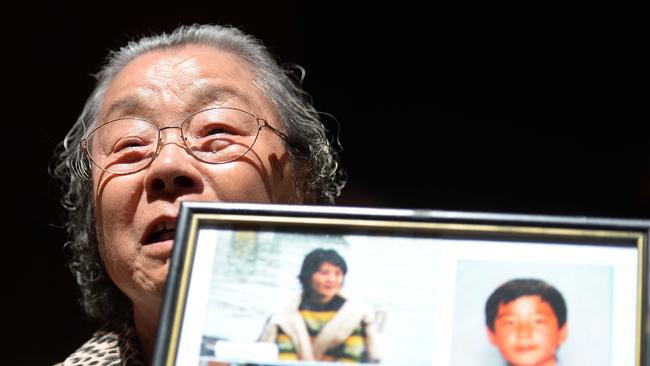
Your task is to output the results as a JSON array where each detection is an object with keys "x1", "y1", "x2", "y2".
[
  {"x1": 487, "y1": 327, "x2": 498, "y2": 346},
  {"x1": 558, "y1": 323, "x2": 568, "y2": 344}
]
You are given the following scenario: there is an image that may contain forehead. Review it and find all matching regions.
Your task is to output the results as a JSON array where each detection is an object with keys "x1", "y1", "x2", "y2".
[
  {"x1": 498, "y1": 295, "x2": 556, "y2": 317},
  {"x1": 318, "y1": 262, "x2": 342, "y2": 270},
  {"x1": 100, "y1": 45, "x2": 271, "y2": 121}
]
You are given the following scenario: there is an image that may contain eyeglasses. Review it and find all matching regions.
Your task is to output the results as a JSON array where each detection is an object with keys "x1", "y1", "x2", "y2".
[{"x1": 80, "y1": 107, "x2": 295, "y2": 175}]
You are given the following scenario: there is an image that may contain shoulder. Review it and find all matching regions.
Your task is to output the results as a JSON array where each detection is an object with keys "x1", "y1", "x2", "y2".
[
  {"x1": 339, "y1": 294, "x2": 373, "y2": 315},
  {"x1": 330, "y1": 295, "x2": 375, "y2": 326},
  {"x1": 265, "y1": 292, "x2": 303, "y2": 325},
  {"x1": 61, "y1": 320, "x2": 146, "y2": 366}
]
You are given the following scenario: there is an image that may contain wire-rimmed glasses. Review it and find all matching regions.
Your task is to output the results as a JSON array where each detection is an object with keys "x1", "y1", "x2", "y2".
[{"x1": 80, "y1": 107, "x2": 295, "y2": 175}]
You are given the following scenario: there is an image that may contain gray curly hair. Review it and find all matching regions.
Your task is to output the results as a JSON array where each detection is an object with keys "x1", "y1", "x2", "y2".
[{"x1": 51, "y1": 24, "x2": 345, "y2": 321}]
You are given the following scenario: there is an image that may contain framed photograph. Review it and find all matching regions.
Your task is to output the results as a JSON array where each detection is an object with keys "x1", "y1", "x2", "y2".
[{"x1": 152, "y1": 202, "x2": 649, "y2": 366}]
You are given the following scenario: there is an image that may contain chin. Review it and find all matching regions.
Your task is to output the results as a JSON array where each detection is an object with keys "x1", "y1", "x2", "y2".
[{"x1": 130, "y1": 266, "x2": 169, "y2": 300}]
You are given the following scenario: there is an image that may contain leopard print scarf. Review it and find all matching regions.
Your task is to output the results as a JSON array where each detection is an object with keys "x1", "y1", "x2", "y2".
[{"x1": 62, "y1": 320, "x2": 146, "y2": 366}]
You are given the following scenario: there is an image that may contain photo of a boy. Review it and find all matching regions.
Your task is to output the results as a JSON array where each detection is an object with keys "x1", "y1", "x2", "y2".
[{"x1": 485, "y1": 278, "x2": 568, "y2": 366}]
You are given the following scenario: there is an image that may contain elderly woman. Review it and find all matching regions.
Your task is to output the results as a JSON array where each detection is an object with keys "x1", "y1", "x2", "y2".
[
  {"x1": 52, "y1": 24, "x2": 345, "y2": 365},
  {"x1": 260, "y1": 249, "x2": 381, "y2": 363}
]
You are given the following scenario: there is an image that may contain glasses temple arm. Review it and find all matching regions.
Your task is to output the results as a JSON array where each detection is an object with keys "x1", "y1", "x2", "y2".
[{"x1": 259, "y1": 119, "x2": 309, "y2": 159}]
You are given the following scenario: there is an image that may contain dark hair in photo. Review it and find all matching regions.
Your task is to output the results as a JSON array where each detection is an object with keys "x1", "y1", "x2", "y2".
[
  {"x1": 485, "y1": 278, "x2": 567, "y2": 331},
  {"x1": 298, "y1": 248, "x2": 348, "y2": 296}
]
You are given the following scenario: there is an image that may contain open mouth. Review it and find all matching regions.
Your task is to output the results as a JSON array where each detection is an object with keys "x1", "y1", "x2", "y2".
[{"x1": 144, "y1": 221, "x2": 177, "y2": 245}]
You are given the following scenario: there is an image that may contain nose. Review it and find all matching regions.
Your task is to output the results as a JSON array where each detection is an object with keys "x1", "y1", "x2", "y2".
[
  {"x1": 143, "y1": 127, "x2": 203, "y2": 198},
  {"x1": 326, "y1": 272, "x2": 341, "y2": 285},
  {"x1": 515, "y1": 323, "x2": 534, "y2": 339}
]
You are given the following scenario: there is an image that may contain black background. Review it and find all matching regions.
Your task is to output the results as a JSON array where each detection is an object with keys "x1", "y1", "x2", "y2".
[{"x1": 4, "y1": 3, "x2": 647, "y2": 364}]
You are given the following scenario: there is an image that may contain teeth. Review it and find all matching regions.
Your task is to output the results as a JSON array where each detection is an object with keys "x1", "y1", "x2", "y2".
[
  {"x1": 145, "y1": 220, "x2": 177, "y2": 244},
  {"x1": 154, "y1": 221, "x2": 176, "y2": 233}
]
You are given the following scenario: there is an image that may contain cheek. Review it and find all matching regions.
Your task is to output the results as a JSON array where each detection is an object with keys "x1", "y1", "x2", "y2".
[
  {"x1": 228, "y1": 135, "x2": 300, "y2": 203},
  {"x1": 200, "y1": 160, "x2": 289, "y2": 203},
  {"x1": 312, "y1": 275, "x2": 324, "y2": 288},
  {"x1": 498, "y1": 329, "x2": 517, "y2": 345},
  {"x1": 95, "y1": 177, "x2": 141, "y2": 223},
  {"x1": 93, "y1": 175, "x2": 143, "y2": 259},
  {"x1": 536, "y1": 327, "x2": 558, "y2": 344}
]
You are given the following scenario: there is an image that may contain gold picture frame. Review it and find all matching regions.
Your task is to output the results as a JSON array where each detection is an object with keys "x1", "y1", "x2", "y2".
[{"x1": 153, "y1": 202, "x2": 648, "y2": 366}]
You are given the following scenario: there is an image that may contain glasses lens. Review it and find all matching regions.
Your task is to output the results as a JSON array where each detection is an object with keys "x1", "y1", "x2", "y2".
[
  {"x1": 86, "y1": 119, "x2": 158, "y2": 174},
  {"x1": 182, "y1": 108, "x2": 260, "y2": 164}
]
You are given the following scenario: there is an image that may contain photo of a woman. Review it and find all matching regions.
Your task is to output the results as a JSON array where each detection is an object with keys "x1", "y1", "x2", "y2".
[{"x1": 259, "y1": 248, "x2": 381, "y2": 363}]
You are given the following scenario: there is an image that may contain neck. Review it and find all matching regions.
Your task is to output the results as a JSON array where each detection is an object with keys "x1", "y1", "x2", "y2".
[
  {"x1": 510, "y1": 356, "x2": 557, "y2": 366},
  {"x1": 133, "y1": 301, "x2": 161, "y2": 365},
  {"x1": 309, "y1": 293, "x2": 334, "y2": 304}
]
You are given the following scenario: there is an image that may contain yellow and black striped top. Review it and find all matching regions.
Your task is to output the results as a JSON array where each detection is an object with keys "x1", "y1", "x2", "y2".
[{"x1": 276, "y1": 295, "x2": 369, "y2": 363}]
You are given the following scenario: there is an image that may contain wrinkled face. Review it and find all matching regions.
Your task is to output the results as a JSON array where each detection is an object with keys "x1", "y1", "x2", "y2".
[
  {"x1": 488, "y1": 295, "x2": 567, "y2": 366},
  {"x1": 93, "y1": 45, "x2": 301, "y2": 315},
  {"x1": 310, "y1": 262, "x2": 344, "y2": 303}
]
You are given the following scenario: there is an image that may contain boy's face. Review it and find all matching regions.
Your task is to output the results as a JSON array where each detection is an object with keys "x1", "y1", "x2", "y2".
[{"x1": 487, "y1": 295, "x2": 567, "y2": 366}]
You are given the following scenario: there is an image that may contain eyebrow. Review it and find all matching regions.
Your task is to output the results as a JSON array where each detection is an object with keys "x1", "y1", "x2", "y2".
[
  {"x1": 100, "y1": 95, "x2": 152, "y2": 123},
  {"x1": 187, "y1": 84, "x2": 253, "y2": 112},
  {"x1": 100, "y1": 84, "x2": 255, "y2": 124}
]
